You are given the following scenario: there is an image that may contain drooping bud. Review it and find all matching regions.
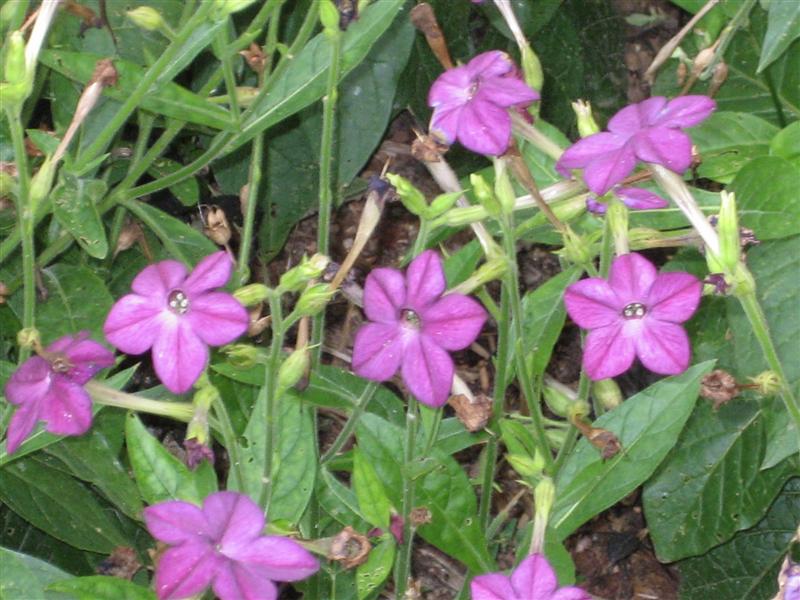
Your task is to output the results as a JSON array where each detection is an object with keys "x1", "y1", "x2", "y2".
[
  {"x1": 386, "y1": 173, "x2": 427, "y2": 217},
  {"x1": 592, "y1": 378, "x2": 623, "y2": 410},
  {"x1": 278, "y1": 254, "x2": 331, "y2": 294},
  {"x1": 277, "y1": 345, "x2": 310, "y2": 395},
  {"x1": 126, "y1": 6, "x2": 167, "y2": 32},
  {"x1": 531, "y1": 477, "x2": 555, "y2": 554},
  {"x1": 572, "y1": 100, "x2": 600, "y2": 137},
  {"x1": 295, "y1": 283, "x2": 336, "y2": 317},
  {"x1": 319, "y1": 0, "x2": 341, "y2": 36},
  {"x1": 233, "y1": 283, "x2": 271, "y2": 307},
  {"x1": 470, "y1": 173, "x2": 500, "y2": 217}
]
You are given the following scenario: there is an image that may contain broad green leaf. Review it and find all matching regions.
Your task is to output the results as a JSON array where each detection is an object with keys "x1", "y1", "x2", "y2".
[
  {"x1": 434, "y1": 417, "x2": 488, "y2": 456},
  {"x1": 678, "y1": 477, "x2": 800, "y2": 600},
  {"x1": 757, "y1": 0, "x2": 800, "y2": 72},
  {"x1": 26, "y1": 129, "x2": 60, "y2": 155},
  {"x1": 770, "y1": 121, "x2": 800, "y2": 165},
  {"x1": 0, "y1": 547, "x2": 73, "y2": 600},
  {"x1": 51, "y1": 175, "x2": 108, "y2": 259},
  {"x1": 146, "y1": 158, "x2": 199, "y2": 207},
  {"x1": 552, "y1": 362, "x2": 713, "y2": 540},
  {"x1": 356, "y1": 413, "x2": 493, "y2": 573},
  {"x1": 49, "y1": 576, "x2": 156, "y2": 600},
  {"x1": 690, "y1": 113, "x2": 777, "y2": 183},
  {"x1": 318, "y1": 468, "x2": 369, "y2": 530},
  {"x1": 46, "y1": 411, "x2": 143, "y2": 521},
  {"x1": 443, "y1": 241, "x2": 483, "y2": 288},
  {"x1": 518, "y1": 120, "x2": 570, "y2": 186},
  {"x1": 0, "y1": 456, "x2": 128, "y2": 553},
  {"x1": 727, "y1": 236, "x2": 800, "y2": 467},
  {"x1": 729, "y1": 156, "x2": 800, "y2": 240},
  {"x1": 352, "y1": 448, "x2": 393, "y2": 529},
  {"x1": 643, "y1": 401, "x2": 794, "y2": 562},
  {"x1": 356, "y1": 535, "x2": 395, "y2": 600},
  {"x1": 39, "y1": 50, "x2": 234, "y2": 131},
  {"x1": 126, "y1": 413, "x2": 212, "y2": 505}
]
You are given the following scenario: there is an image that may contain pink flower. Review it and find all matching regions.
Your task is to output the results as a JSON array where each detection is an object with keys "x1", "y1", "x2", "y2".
[
  {"x1": 352, "y1": 250, "x2": 487, "y2": 407},
  {"x1": 144, "y1": 491, "x2": 319, "y2": 600},
  {"x1": 586, "y1": 186, "x2": 669, "y2": 215},
  {"x1": 428, "y1": 50, "x2": 540, "y2": 156},
  {"x1": 471, "y1": 553, "x2": 590, "y2": 600},
  {"x1": 564, "y1": 253, "x2": 702, "y2": 380},
  {"x1": 556, "y1": 96, "x2": 715, "y2": 195},
  {"x1": 104, "y1": 252, "x2": 248, "y2": 394},
  {"x1": 3, "y1": 332, "x2": 114, "y2": 454}
]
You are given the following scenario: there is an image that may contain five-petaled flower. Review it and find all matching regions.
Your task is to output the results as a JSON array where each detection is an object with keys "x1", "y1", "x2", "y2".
[
  {"x1": 144, "y1": 491, "x2": 319, "y2": 600},
  {"x1": 471, "y1": 553, "x2": 590, "y2": 600},
  {"x1": 556, "y1": 95, "x2": 715, "y2": 195},
  {"x1": 3, "y1": 332, "x2": 114, "y2": 454},
  {"x1": 104, "y1": 251, "x2": 249, "y2": 394},
  {"x1": 586, "y1": 186, "x2": 669, "y2": 215},
  {"x1": 564, "y1": 252, "x2": 702, "y2": 380},
  {"x1": 428, "y1": 50, "x2": 540, "y2": 156},
  {"x1": 352, "y1": 250, "x2": 487, "y2": 407}
]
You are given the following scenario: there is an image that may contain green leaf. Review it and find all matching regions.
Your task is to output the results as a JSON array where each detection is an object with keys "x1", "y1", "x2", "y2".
[
  {"x1": 0, "y1": 547, "x2": 73, "y2": 600},
  {"x1": 443, "y1": 240, "x2": 483, "y2": 287},
  {"x1": 728, "y1": 156, "x2": 800, "y2": 240},
  {"x1": 518, "y1": 120, "x2": 570, "y2": 186},
  {"x1": 642, "y1": 401, "x2": 794, "y2": 562},
  {"x1": 352, "y1": 448, "x2": 393, "y2": 529},
  {"x1": 51, "y1": 175, "x2": 109, "y2": 258},
  {"x1": 689, "y1": 112, "x2": 777, "y2": 183},
  {"x1": 0, "y1": 456, "x2": 129, "y2": 553},
  {"x1": 757, "y1": 0, "x2": 800, "y2": 72},
  {"x1": 49, "y1": 576, "x2": 156, "y2": 600},
  {"x1": 46, "y1": 411, "x2": 143, "y2": 521},
  {"x1": 552, "y1": 362, "x2": 713, "y2": 540},
  {"x1": 318, "y1": 468, "x2": 369, "y2": 530},
  {"x1": 678, "y1": 477, "x2": 800, "y2": 600},
  {"x1": 356, "y1": 535, "x2": 395, "y2": 600},
  {"x1": 356, "y1": 413, "x2": 493, "y2": 573},
  {"x1": 726, "y1": 236, "x2": 800, "y2": 467},
  {"x1": 770, "y1": 121, "x2": 800, "y2": 165},
  {"x1": 39, "y1": 50, "x2": 234, "y2": 131},
  {"x1": 146, "y1": 158, "x2": 199, "y2": 207},
  {"x1": 125, "y1": 413, "x2": 210, "y2": 505}
]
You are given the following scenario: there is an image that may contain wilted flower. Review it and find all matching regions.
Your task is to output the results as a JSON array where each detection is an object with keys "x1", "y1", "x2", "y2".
[
  {"x1": 471, "y1": 553, "x2": 590, "y2": 600},
  {"x1": 3, "y1": 332, "x2": 114, "y2": 453},
  {"x1": 104, "y1": 252, "x2": 249, "y2": 393},
  {"x1": 143, "y1": 491, "x2": 319, "y2": 600},
  {"x1": 586, "y1": 186, "x2": 669, "y2": 215},
  {"x1": 556, "y1": 95, "x2": 715, "y2": 195},
  {"x1": 428, "y1": 50, "x2": 540, "y2": 156},
  {"x1": 352, "y1": 250, "x2": 487, "y2": 407},
  {"x1": 564, "y1": 253, "x2": 702, "y2": 380}
]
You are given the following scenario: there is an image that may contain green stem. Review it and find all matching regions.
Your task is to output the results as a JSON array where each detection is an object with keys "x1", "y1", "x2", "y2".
[
  {"x1": 553, "y1": 373, "x2": 590, "y2": 473},
  {"x1": 211, "y1": 393, "x2": 245, "y2": 490},
  {"x1": 85, "y1": 382, "x2": 194, "y2": 421},
  {"x1": 259, "y1": 292, "x2": 285, "y2": 510},
  {"x1": 423, "y1": 406, "x2": 443, "y2": 455},
  {"x1": 738, "y1": 290, "x2": 800, "y2": 447},
  {"x1": 236, "y1": 133, "x2": 264, "y2": 286},
  {"x1": 320, "y1": 382, "x2": 379, "y2": 464},
  {"x1": 216, "y1": 25, "x2": 242, "y2": 123},
  {"x1": 394, "y1": 402, "x2": 418, "y2": 598},
  {"x1": 410, "y1": 219, "x2": 430, "y2": 259}
]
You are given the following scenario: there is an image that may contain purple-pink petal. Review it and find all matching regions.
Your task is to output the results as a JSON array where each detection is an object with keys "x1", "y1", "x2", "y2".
[
  {"x1": 363, "y1": 267, "x2": 405, "y2": 323},
  {"x1": 428, "y1": 66, "x2": 472, "y2": 108},
  {"x1": 583, "y1": 323, "x2": 636, "y2": 380},
  {"x1": 5, "y1": 402, "x2": 41, "y2": 454},
  {"x1": 646, "y1": 272, "x2": 702, "y2": 323},
  {"x1": 152, "y1": 318, "x2": 208, "y2": 394},
  {"x1": 470, "y1": 573, "x2": 514, "y2": 600},
  {"x1": 581, "y1": 141, "x2": 637, "y2": 195},
  {"x1": 608, "y1": 96, "x2": 666, "y2": 134},
  {"x1": 637, "y1": 320, "x2": 691, "y2": 375},
  {"x1": 144, "y1": 501, "x2": 208, "y2": 545},
  {"x1": 405, "y1": 250, "x2": 446, "y2": 312},
  {"x1": 351, "y1": 323, "x2": 405, "y2": 381},
  {"x1": 466, "y1": 50, "x2": 514, "y2": 78},
  {"x1": 132, "y1": 260, "x2": 187, "y2": 298},
  {"x1": 183, "y1": 251, "x2": 234, "y2": 296},
  {"x1": 59, "y1": 334, "x2": 115, "y2": 384},
  {"x1": 212, "y1": 563, "x2": 278, "y2": 600},
  {"x1": 653, "y1": 95, "x2": 716, "y2": 128},
  {"x1": 421, "y1": 294, "x2": 487, "y2": 351},
  {"x1": 4, "y1": 356, "x2": 52, "y2": 406},
  {"x1": 511, "y1": 554, "x2": 558, "y2": 599},
  {"x1": 457, "y1": 99, "x2": 513, "y2": 156},
  {"x1": 186, "y1": 292, "x2": 249, "y2": 346},
  {"x1": 632, "y1": 127, "x2": 693, "y2": 173},
  {"x1": 551, "y1": 588, "x2": 592, "y2": 600},
  {"x1": 614, "y1": 187, "x2": 669, "y2": 211},
  {"x1": 204, "y1": 492, "x2": 264, "y2": 549},
  {"x1": 564, "y1": 278, "x2": 622, "y2": 329},
  {"x1": 555, "y1": 132, "x2": 627, "y2": 175},
  {"x1": 401, "y1": 335, "x2": 454, "y2": 407},
  {"x1": 103, "y1": 294, "x2": 163, "y2": 355},
  {"x1": 42, "y1": 378, "x2": 93, "y2": 436},
  {"x1": 227, "y1": 536, "x2": 320, "y2": 581},
  {"x1": 430, "y1": 104, "x2": 465, "y2": 145},
  {"x1": 607, "y1": 253, "x2": 657, "y2": 305},
  {"x1": 155, "y1": 542, "x2": 220, "y2": 600},
  {"x1": 475, "y1": 76, "x2": 539, "y2": 108}
]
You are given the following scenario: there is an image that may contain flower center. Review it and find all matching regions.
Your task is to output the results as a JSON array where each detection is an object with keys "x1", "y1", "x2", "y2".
[
  {"x1": 400, "y1": 308, "x2": 421, "y2": 329},
  {"x1": 50, "y1": 353, "x2": 73, "y2": 374},
  {"x1": 622, "y1": 302, "x2": 647, "y2": 320},
  {"x1": 168, "y1": 290, "x2": 190, "y2": 314}
]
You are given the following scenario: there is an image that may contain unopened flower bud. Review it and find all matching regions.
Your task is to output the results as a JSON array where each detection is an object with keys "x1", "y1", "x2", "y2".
[
  {"x1": 186, "y1": 379, "x2": 218, "y2": 450},
  {"x1": 234, "y1": 283, "x2": 270, "y2": 307},
  {"x1": 748, "y1": 371, "x2": 781, "y2": 397},
  {"x1": 203, "y1": 205, "x2": 231, "y2": 246},
  {"x1": 592, "y1": 378, "x2": 623, "y2": 410},
  {"x1": 543, "y1": 380, "x2": 586, "y2": 418},
  {"x1": 714, "y1": 190, "x2": 740, "y2": 275},
  {"x1": 278, "y1": 254, "x2": 331, "y2": 293},
  {"x1": 507, "y1": 451, "x2": 544, "y2": 479},
  {"x1": 448, "y1": 256, "x2": 507, "y2": 295},
  {"x1": 427, "y1": 191, "x2": 461, "y2": 218},
  {"x1": 386, "y1": 173, "x2": 427, "y2": 217},
  {"x1": 126, "y1": 6, "x2": 166, "y2": 32},
  {"x1": 470, "y1": 173, "x2": 500, "y2": 217},
  {"x1": 691, "y1": 45, "x2": 716, "y2": 79},
  {"x1": 319, "y1": 0, "x2": 341, "y2": 36},
  {"x1": 17, "y1": 327, "x2": 40, "y2": 350},
  {"x1": 29, "y1": 156, "x2": 56, "y2": 213},
  {"x1": 277, "y1": 346, "x2": 310, "y2": 394},
  {"x1": 531, "y1": 476, "x2": 555, "y2": 554},
  {"x1": 441, "y1": 205, "x2": 488, "y2": 227},
  {"x1": 493, "y1": 158, "x2": 516, "y2": 214},
  {"x1": 708, "y1": 61, "x2": 728, "y2": 97},
  {"x1": 520, "y1": 43, "x2": 543, "y2": 92},
  {"x1": 606, "y1": 199, "x2": 630, "y2": 255},
  {"x1": 0, "y1": 169, "x2": 13, "y2": 199},
  {"x1": 572, "y1": 100, "x2": 600, "y2": 137},
  {"x1": 295, "y1": 283, "x2": 335, "y2": 317},
  {"x1": 3, "y1": 31, "x2": 27, "y2": 85},
  {"x1": 561, "y1": 225, "x2": 594, "y2": 266},
  {"x1": 212, "y1": 0, "x2": 258, "y2": 19},
  {"x1": 222, "y1": 343, "x2": 262, "y2": 368}
]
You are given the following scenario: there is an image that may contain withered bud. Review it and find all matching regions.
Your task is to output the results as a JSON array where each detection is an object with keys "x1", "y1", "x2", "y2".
[
  {"x1": 411, "y1": 134, "x2": 448, "y2": 163},
  {"x1": 708, "y1": 61, "x2": 728, "y2": 97},
  {"x1": 239, "y1": 42, "x2": 266, "y2": 74},
  {"x1": 95, "y1": 546, "x2": 141, "y2": 580},
  {"x1": 676, "y1": 61, "x2": 688, "y2": 86},
  {"x1": 410, "y1": 3, "x2": 453, "y2": 70},
  {"x1": 90, "y1": 57, "x2": 119, "y2": 88},
  {"x1": 183, "y1": 438, "x2": 215, "y2": 469},
  {"x1": 115, "y1": 219, "x2": 143, "y2": 256},
  {"x1": 704, "y1": 273, "x2": 730, "y2": 295},
  {"x1": 448, "y1": 393, "x2": 492, "y2": 432},
  {"x1": 409, "y1": 507, "x2": 432, "y2": 527},
  {"x1": 203, "y1": 205, "x2": 232, "y2": 247},
  {"x1": 329, "y1": 526, "x2": 371, "y2": 569},
  {"x1": 572, "y1": 415, "x2": 622, "y2": 460},
  {"x1": 690, "y1": 45, "x2": 717, "y2": 79},
  {"x1": 247, "y1": 305, "x2": 271, "y2": 337},
  {"x1": 701, "y1": 369, "x2": 739, "y2": 409}
]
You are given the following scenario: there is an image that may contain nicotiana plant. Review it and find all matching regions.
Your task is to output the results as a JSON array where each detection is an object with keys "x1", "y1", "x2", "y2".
[{"x1": 1, "y1": 1, "x2": 798, "y2": 599}]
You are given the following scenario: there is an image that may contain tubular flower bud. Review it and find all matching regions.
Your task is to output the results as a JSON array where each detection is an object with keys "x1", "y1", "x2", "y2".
[
  {"x1": 126, "y1": 6, "x2": 167, "y2": 32},
  {"x1": 277, "y1": 346, "x2": 310, "y2": 395},
  {"x1": 279, "y1": 254, "x2": 331, "y2": 294},
  {"x1": 295, "y1": 283, "x2": 336, "y2": 317},
  {"x1": 234, "y1": 283, "x2": 271, "y2": 307},
  {"x1": 386, "y1": 173, "x2": 427, "y2": 216},
  {"x1": 572, "y1": 100, "x2": 600, "y2": 137},
  {"x1": 592, "y1": 378, "x2": 623, "y2": 410},
  {"x1": 470, "y1": 173, "x2": 501, "y2": 217}
]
